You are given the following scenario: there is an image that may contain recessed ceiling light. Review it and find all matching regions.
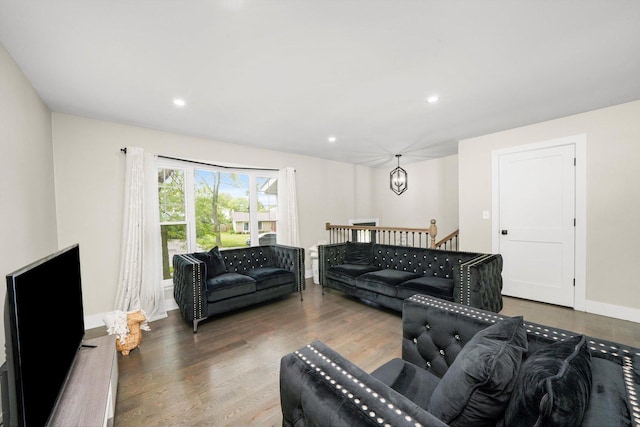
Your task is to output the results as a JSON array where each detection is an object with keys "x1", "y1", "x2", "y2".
[
  {"x1": 328, "y1": 136, "x2": 337, "y2": 143},
  {"x1": 426, "y1": 95, "x2": 439, "y2": 104},
  {"x1": 173, "y1": 98, "x2": 186, "y2": 107}
]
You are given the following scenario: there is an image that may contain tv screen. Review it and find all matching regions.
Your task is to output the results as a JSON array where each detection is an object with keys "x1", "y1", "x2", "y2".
[{"x1": 2, "y1": 244, "x2": 85, "y2": 426}]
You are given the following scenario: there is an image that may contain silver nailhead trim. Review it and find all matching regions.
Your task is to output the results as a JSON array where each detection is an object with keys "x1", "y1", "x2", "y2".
[
  {"x1": 622, "y1": 356, "x2": 640, "y2": 425},
  {"x1": 408, "y1": 294, "x2": 640, "y2": 427},
  {"x1": 182, "y1": 254, "x2": 204, "y2": 319},
  {"x1": 295, "y1": 345, "x2": 423, "y2": 427},
  {"x1": 458, "y1": 254, "x2": 492, "y2": 305}
]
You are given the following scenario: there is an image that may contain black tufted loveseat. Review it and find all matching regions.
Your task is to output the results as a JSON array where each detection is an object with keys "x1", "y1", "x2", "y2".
[
  {"x1": 280, "y1": 294, "x2": 640, "y2": 427},
  {"x1": 319, "y1": 242, "x2": 503, "y2": 313},
  {"x1": 173, "y1": 244, "x2": 304, "y2": 332}
]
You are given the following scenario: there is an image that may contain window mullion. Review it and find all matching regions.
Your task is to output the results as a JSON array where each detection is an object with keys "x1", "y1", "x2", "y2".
[
  {"x1": 185, "y1": 166, "x2": 197, "y2": 253},
  {"x1": 248, "y1": 175, "x2": 259, "y2": 245}
]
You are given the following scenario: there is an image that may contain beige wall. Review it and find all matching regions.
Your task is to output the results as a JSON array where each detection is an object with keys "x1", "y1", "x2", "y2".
[
  {"x1": 5, "y1": 30, "x2": 638, "y2": 328},
  {"x1": 0, "y1": 43, "x2": 58, "y2": 362},
  {"x1": 11, "y1": 29, "x2": 636, "y2": 329},
  {"x1": 371, "y1": 155, "x2": 459, "y2": 238},
  {"x1": 51, "y1": 113, "x2": 462, "y2": 324},
  {"x1": 459, "y1": 100, "x2": 640, "y2": 317},
  {"x1": 51, "y1": 113, "x2": 374, "y2": 321},
  {"x1": 0, "y1": 38, "x2": 460, "y2": 331}
]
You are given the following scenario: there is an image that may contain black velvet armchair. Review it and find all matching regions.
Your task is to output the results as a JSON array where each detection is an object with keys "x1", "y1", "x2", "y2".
[{"x1": 280, "y1": 295, "x2": 640, "y2": 426}]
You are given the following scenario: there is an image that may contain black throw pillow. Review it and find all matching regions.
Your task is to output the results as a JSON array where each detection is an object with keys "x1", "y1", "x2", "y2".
[
  {"x1": 501, "y1": 334, "x2": 592, "y2": 427},
  {"x1": 344, "y1": 241, "x2": 373, "y2": 265},
  {"x1": 428, "y1": 316, "x2": 528, "y2": 427},
  {"x1": 191, "y1": 246, "x2": 226, "y2": 279},
  {"x1": 191, "y1": 252, "x2": 215, "y2": 279},
  {"x1": 208, "y1": 246, "x2": 227, "y2": 277}
]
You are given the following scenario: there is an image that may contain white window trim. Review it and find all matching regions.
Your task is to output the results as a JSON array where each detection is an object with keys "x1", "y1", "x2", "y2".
[{"x1": 157, "y1": 158, "x2": 278, "y2": 288}]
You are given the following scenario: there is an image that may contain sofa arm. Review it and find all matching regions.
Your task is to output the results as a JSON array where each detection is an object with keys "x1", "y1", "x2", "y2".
[
  {"x1": 172, "y1": 254, "x2": 206, "y2": 326},
  {"x1": 453, "y1": 254, "x2": 503, "y2": 313},
  {"x1": 271, "y1": 244, "x2": 306, "y2": 294},
  {"x1": 318, "y1": 243, "x2": 347, "y2": 286},
  {"x1": 280, "y1": 340, "x2": 448, "y2": 427}
]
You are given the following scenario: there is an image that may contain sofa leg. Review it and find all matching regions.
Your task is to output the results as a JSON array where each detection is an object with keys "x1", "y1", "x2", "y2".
[{"x1": 193, "y1": 318, "x2": 205, "y2": 333}]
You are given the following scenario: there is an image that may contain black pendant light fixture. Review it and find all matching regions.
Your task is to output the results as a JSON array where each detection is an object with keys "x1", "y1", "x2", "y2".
[{"x1": 390, "y1": 154, "x2": 408, "y2": 195}]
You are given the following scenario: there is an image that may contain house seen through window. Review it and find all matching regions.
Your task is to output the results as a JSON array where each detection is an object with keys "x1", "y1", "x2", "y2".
[{"x1": 158, "y1": 162, "x2": 278, "y2": 281}]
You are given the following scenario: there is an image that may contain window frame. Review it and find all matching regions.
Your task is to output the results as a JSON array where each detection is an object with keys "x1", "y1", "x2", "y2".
[{"x1": 157, "y1": 158, "x2": 278, "y2": 287}]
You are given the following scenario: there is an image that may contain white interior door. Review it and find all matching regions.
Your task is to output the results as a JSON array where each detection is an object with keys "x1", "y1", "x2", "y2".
[{"x1": 497, "y1": 144, "x2": 576, "y2": 307}]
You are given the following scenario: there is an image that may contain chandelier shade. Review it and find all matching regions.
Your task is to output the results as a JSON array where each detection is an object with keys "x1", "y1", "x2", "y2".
[{"x1": 390, "y1": 154, "x2": 408, "y2": 195}]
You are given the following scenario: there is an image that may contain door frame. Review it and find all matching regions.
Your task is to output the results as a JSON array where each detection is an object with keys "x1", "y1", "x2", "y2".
[{"x1": 491, "y1": 135, "x2": 587, "y2": 311}]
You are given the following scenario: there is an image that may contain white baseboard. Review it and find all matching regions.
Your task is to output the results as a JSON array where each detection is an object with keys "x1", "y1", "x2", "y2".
[
  {"x1": 83, "y1": 303, "x2": 177, "y2": 331},
  {"x1": 584, "y1": 299, "x2": 640, "y2": 324},
  {"x1": 165, "y1": 298, "x2": 178, "y2": 311},
  {"x1": 84, "y1": 312, "x2": 109, "y2": 330}
]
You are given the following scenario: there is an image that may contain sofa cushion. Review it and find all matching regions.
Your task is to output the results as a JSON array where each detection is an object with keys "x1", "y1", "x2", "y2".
[
  {"x1": 206, "y1": 272, "x2": 256, "y2": 302},
  {"x1": 371, "y1": 357, "x2": 441, "y2": 410},
  {"x1": 243, "y1": 267, "x2": 294, "y2": 291},
  {"x1": 191, "y1": 246, "x2": 227, "y2": 279},
  {"x1": 326, "y1": 264, "x2": 382, "y2": 287},
  {"x1": 396, "y1": 276, "x2": 454, "y2": 301},
  {"x1": 581, "y1": 357, "x2": 632, "y2": 427},
  {"x1": 502, "y1": 334, "x2": 592, "y2": 427},
  {"x1": 356, "y1": 269, "x2": 422, "y2": 297},
  {"x1": 428, "y1": 316, "x2": 528, "y2": 427},
  {"x1": 344, "y1": 241, "x2": 374, "y2": 265}
]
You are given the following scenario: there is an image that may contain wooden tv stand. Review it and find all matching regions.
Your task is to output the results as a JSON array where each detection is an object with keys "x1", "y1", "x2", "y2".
[{"x1": 49, "y1": 335, "x2": 118, "y2": 427}]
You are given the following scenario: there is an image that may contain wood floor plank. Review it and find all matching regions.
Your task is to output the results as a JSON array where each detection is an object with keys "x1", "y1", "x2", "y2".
[{"x1": 82, "y1": 279, "x2": 639, "y2": 426}]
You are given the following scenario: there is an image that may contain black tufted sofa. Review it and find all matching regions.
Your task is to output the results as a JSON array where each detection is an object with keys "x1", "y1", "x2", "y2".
[
  {"x1": 319, "y1": 242, "x2": 503, "y2": 313},
  {"x1": 280, "y1": 294, "x2": 640, "y2": 427},
  {"x1": 173, "y1": 244, "x2": 304, "y2": 332}
]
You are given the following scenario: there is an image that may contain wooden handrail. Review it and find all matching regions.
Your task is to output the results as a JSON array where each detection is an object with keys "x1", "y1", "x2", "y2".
[
  {"x1": 325, "y1": 219, "x2": 441, "y2": 249},
  {"x1": 435, "y1": 229, "x2": 459, "y2": 251}
]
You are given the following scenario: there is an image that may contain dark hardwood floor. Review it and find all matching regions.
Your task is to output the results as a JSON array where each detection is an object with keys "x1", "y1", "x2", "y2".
[{"x1": 84, "y1": 279, "x2": 640, "y2": 426}]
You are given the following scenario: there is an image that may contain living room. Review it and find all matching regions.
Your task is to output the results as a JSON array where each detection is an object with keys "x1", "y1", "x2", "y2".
[{"x1": 1, "y1": 2, "x2": 640, "y2": 425}]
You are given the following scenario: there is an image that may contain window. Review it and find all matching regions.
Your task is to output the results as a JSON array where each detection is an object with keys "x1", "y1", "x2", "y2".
[
  {"x1": 158, "y1": 168, "x2": 187, "y2": 280},
  {"x1": 158, "y1": 161, "x2": 278, "y2": 281}
]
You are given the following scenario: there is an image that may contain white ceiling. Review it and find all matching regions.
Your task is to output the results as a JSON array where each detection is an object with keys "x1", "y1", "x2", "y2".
[{"x1": 2, "y1": 1, "x2": 640, "y2": 168}]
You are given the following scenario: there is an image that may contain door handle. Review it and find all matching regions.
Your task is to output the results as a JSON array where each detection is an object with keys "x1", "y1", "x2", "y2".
[{"x1": 501, "y1": 230, "x2": 508, "y2": 235}]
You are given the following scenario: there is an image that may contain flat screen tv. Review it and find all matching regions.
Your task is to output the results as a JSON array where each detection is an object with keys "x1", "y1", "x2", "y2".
[{"x1": 1, "y1": 244, "x2": 85, "y2": 426}]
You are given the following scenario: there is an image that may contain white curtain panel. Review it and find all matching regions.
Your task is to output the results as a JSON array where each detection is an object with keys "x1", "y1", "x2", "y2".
[
  {"x1": 277, "y1": 167, "x2": 300, "y2": 247},
  {"x1": 115, "y1": 147, "x2": 143, "y2": 313},
  {"x1": 115, "y1": 147, "x2": 167, "y2": 322},
  {"x1": 140, "y1": 152, "x2": 167, "y2": 321}
]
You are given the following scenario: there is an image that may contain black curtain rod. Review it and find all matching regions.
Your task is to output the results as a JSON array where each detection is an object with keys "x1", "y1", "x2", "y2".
[{"x1": 120, "y1": 148, "x2": 279, "y2": 172}]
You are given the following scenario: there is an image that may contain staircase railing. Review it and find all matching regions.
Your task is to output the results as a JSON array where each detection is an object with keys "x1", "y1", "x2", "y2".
[
  {"x1": 326, "y1": 219, "x2": 445, "y2": 249},
  {"x1": 434, "y1": 229, "x2": 459, "y2": 251}
]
